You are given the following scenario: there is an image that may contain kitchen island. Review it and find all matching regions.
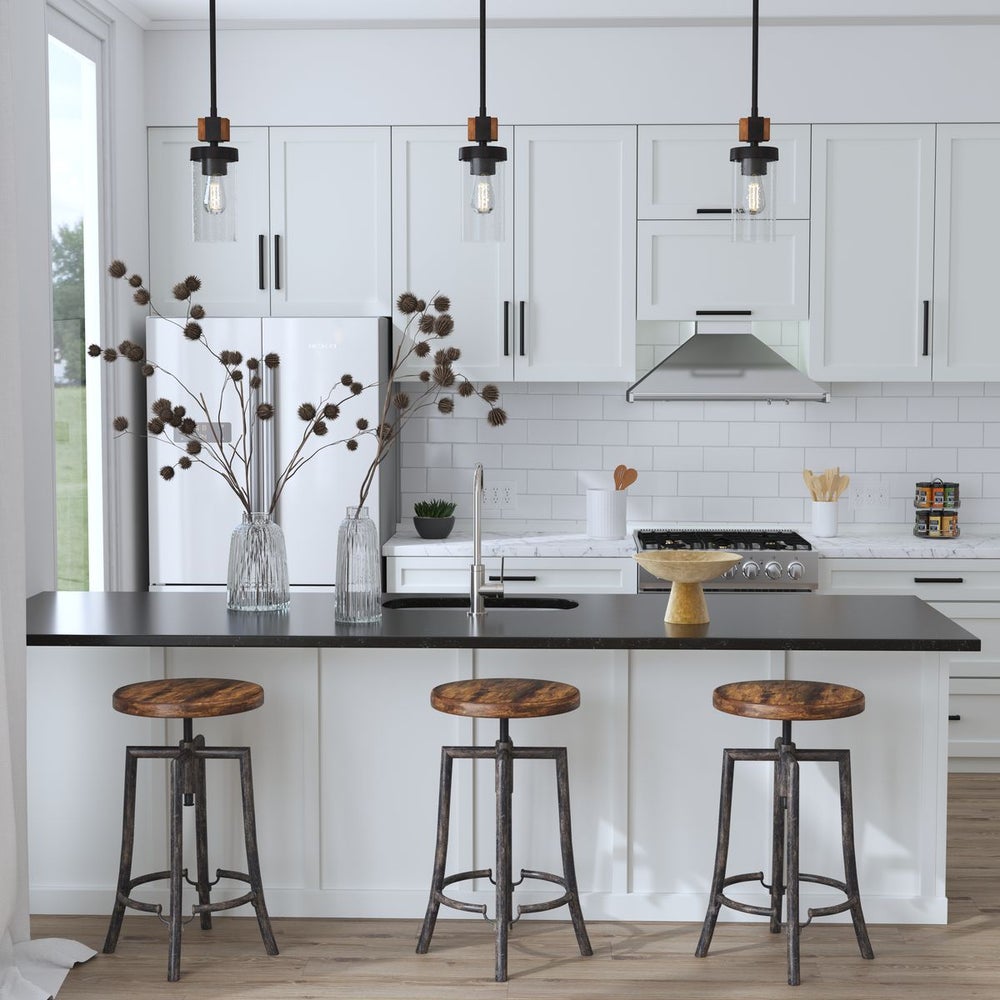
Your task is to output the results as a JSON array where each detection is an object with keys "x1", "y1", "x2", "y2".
[{"x1": 25, "y1": 591, "x2": 977, "y2": 926}]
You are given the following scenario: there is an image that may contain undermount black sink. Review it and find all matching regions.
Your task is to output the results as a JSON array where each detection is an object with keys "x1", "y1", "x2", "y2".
[{"x1": 382, "y1": 595, "x2": 579, "y2": 611}]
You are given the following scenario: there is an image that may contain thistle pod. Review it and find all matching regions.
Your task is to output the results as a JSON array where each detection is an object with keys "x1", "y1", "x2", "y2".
[
  {"x1": 481, "y1": 384, "x2": 500, "y2": 403},
  {"x1": 350, "y1": 381, "x2": 363, "y2": 396},
  {"x1": 190, "y1": 304, "x2": 206, "y2": 320},
  {"x1": 230, "y1": 370, "x2": 243, "y2": 382},
  {"x1": 127, "y1": 345, "x2": 144, "y2": 362},
  {"x1": 152, "y1": 398, "x2": 173, "y2": 418},
  {"x1": 219, "y1": 350, "x2": 233, "y2": 365},
  {"x1": 133, "y1": 288, "x2": 150, "y2": 305},
  {"x1": 229, "y1": 351, "x2": 243, "y2": 366},
  {"x1": 186, "y1": 440, "x2": 202, "y2": 455},
  {"x1": 437, "y1": 398, "x2": 454, "y2": 414},
  {"x1": 419, "y1": 370, "x2": 431, "y2": 382},
  {"x1": 140, "y1": 364, "x2": 155, "y2": 377},
  {"x1": 87, "y1": 344, "x2": 102, "y2": 357},
  {"x1": 246, "y1": 357, "x2": 260, "y2": 370},
  {"x1": 434, "y1": 314, "x2": 454, "y2": 336},
  {"x1": 392, "y1": 391, "x2": 411, "y2": 410},
  {"x1": 458, "y1": 381, "x2": 474, "y2": 397},
  {"x1": 445, "y1": 346, "x2": 461, "y2": 362},
  {"x1": 418, "y1": 314, "x2": 435, "y2": 334},
  {"x1": 256, "y1": 403, "x2": 275, "y2": 420},
  {"x1": 432, "y1": 365, "x2": 455, "y2": 388},
  {"x1": 107, "y1": 260, "x2": 127, "y2": 279},
  {"x1": 183, "y1": 322, "x2": 202, "y2": 341},
  {"x1": 249, "y1": 375, "x2": 261, "y2": 389},
  {"x1": 415, "y1": 299, "x2": 426, "y2": 312},
  {"x1": 172, "y1": 405, "x2": 186, "y2": 419},
  {"x1": 340, "y1": 373, "x2": 354, "y2": 386},
  {"x1": 102, "y1": 348, "x2": 118, "y2": 362},
  {"x1": 147, "y1": 418, "x2": 165, "y2": 435},
  {"x1": 159, "y1": 466, "x2": 175, "y2": 481},
  {"x1": 180, "y1": 417, "x2": 196, "y2": 435},
  {"x1": 178, "y1": 456, "x2": 192, "y2": 470},
  {"x1": 128, "y1": 273, "x2": 143, "y2": 288},
  {"x1": 346, "y1": 438, "x2": 359, "y2": 451},
  {"x1": 487, "y1": 407, "x2": 508, "y2": 427},
  {"x1": 433, "y1": 295, "x2": 451, "y2": 312},
  {"x1": 184, "y1": 275, "x2": 202, "y2": 292},
  {"x1": 298, "y1": 402, "x2": 317, "y2": 421},
  {"x1": 172, "y1": 281, "x2": 190, "y2": 301},
  {"x1": 355, "y1": 417, "x2": 368, "y2": 430},
  {"x1": 414, "y1": 341, "x2": 431, "y2": 358},
  {"x1": 396, "y1": 292, "x2": 420, "y2": 315},
  {"x1": 112, "y1": 416, "x2": 129, "y2": 432},
  {"x1": 313, "y1": 420, "x2": 328, "y2": 436},
  {"x1": 264, "y1": 352, "x2": 280, "y2": 369},
  {"x1": 169, "y1": 412, "x2": 183, "y2": 428},
  {"x1": 434, "y1": 349, "x2": 447, "y2": 365},
  {"x1": 323, "y1": 403, "x2": 340, "y2": 420},
  {"x1": 118, "y1": 339, "x2": 137, "y2": 355}
]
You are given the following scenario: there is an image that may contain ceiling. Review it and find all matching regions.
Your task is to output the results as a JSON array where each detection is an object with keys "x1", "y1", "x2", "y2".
[{"x1": 112, "y1": 0, "x2": 1000, "y2": 30}]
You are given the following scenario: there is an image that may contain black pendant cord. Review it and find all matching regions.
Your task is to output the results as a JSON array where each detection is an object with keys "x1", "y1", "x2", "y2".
[
  {"x1": 478, "y1": 0, "x2": 487, "y2": 120},
  {"x1": 750, "y1": 0, "x2": 759, "y2": 120},
  {"x1": 208, "y1": 0, "x2": 218, "y2": 119}
]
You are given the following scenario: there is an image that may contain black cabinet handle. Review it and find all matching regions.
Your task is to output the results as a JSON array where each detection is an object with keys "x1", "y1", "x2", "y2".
[
  {"x1": 258, "y1": 235, "x2": 266, "y2": 290},
  {"x1": 948, "y1": 714, "x2": 962, "y2": 721},
  {"x1": 489, "y1": 575, "x2": 537, "y2": 582},
  {"x1": 696, "y1": 309, "x2": 752, "y2": 316},
  {"x1": 519, "y1": 300, "x2": 526, "y2": 357},
  {"x1": 503, "y1": 300, "x2": 510, "y2": 357},
  {"x1": 914, "y1": 577, "x2": 964, "y2": 584},
  {"x1": 696, "y1": 208, "x2": 732, "y2": 214},
  {"x1": 922, "y1": 299, "x2": 930, "y2": 356},
  {"x1": 273, "y1": 235, "x2": 281, "y2": 291}
]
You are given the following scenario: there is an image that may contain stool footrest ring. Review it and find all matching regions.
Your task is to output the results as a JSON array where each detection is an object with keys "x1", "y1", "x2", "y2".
[{"x1": 193, "y1": 889, "x2": 256, "y2": 915}]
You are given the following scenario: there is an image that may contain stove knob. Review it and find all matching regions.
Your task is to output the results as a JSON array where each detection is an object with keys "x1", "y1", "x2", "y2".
[
  {"x1": 764, "y1": 561, "x2": 783, "y2": 580},
  {"x1": 787, "y1": 560, "x2": 805, "y2": 581},
  {"x1": 742, "y1": 560, "x2": 760, "y2": 580},
  {"x1": 722, "y1": 564, "x2": 740, "y2": 580}
]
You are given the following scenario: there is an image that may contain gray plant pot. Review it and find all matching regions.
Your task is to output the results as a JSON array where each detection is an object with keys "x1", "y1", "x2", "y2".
[{"x1": 413, "y1": 516, "x2": 456, "y2": 540}]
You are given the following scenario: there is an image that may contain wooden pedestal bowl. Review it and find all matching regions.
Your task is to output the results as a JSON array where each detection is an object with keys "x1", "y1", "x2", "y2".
[{"x1": 633, "y1": 551, "x2": 743, "y2": 624}]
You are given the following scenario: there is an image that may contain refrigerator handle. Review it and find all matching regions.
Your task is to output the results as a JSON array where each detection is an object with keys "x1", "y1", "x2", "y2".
[{"x1": 273, "y1": 235, "x2": 282, "y2": 291}]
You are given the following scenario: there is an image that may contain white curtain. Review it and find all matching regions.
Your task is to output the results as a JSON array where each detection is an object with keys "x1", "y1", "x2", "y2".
[{"x1": 0, "y1": 0, "x2": 95, "y2": 995}]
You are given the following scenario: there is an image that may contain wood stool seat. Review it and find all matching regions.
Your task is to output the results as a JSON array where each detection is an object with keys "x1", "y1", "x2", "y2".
[
  {"x1": 113, "y1": 678, "x2": 264, "y2": 719},
  {"x1": 713, "y1": 679, "x2": 865, "y2": 722},
  {"x1": 430, "y1": 678, "x2": 580, "y2": 719}
]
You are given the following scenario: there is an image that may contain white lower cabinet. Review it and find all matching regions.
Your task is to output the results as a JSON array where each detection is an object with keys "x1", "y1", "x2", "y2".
[
  {"x1": 819, "y1": 558, "x2": 1000, "y2": 770},
  {"x1": 387, "y1": 556, "x2": 638, "y2": 595}
]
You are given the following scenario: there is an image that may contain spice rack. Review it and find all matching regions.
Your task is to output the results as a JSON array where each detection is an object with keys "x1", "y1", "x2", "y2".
[{"x1": 913, "y1": 479, "x2": 960, "y2": 538}]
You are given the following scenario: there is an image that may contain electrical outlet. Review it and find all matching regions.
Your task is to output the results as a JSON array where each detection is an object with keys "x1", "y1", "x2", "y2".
[
  {"x1": 851, "y1": 483, "x2": 890, "y2": 509},
  {"x1": 482, "y1": 481, "x2": 517, "y2": 510}
]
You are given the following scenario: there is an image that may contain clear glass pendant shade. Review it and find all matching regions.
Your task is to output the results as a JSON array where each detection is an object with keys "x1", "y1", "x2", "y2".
[
  {"x1": 462, "y1": 161, "x2": 505, "y2": 242},
  {"x1": 732, "y1": 158, "x2": 776, "y2": 243},
  {"x1": 192, "y1": 161, "x2": 237, "y2": 242}
]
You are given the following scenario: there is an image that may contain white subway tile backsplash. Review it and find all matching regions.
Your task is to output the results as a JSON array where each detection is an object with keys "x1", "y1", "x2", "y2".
[{"x1": 398, "y1": 381, "x2": 1000, "y2": 530}]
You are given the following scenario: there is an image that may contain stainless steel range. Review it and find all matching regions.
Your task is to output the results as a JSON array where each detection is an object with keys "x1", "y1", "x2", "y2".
[{"x1": 634, "y1": 529, "x2": 817, "y2": 592}]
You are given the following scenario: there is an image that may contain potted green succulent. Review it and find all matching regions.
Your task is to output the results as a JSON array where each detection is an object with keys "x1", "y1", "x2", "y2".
[{"x1": 413, "y1": 499, "x2": 457, "y2": 540}]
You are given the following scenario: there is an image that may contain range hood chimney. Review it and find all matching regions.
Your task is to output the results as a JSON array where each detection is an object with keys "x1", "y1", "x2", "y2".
[{"x1": 626, "y1": 324, "x2": 830, "y2": 403}]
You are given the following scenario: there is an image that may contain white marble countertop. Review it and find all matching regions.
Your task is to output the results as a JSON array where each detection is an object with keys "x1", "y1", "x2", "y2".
[{"x1": 383, "y1": 523, "x2": 1000, "y2": 559}]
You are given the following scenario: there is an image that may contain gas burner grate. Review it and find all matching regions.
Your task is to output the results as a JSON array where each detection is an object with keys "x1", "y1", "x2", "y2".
[{"x1": 635, "y1": 529, "x2": 812, "y2": 552}]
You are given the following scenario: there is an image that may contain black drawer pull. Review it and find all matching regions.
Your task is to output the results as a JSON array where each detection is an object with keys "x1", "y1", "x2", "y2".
[
  {"x1": 696, "y1": 309, "x2": 752, "y2": 316},
  {"x1": 273, "y1": 235, "x2": 281, "y2": 290},
  {"x1": 258, "y1": 234, "x2": 266, "y2": 290},
  {"x1": 489, "y1": 574, "x2": 537, "y2": 582},
  {"x1": 519, "y1": 300, "x2": 526, "y2": 357},
  {"x1": 922, "y1": 299, "x2": 930, "y2": 356},
  {"x1": 696, "y1": 208, "x2": 732, "y2": 214},
  {"x1": 503, "y1": 300, "x2": 510, "y2": 356},
  {"x1": 948, "y1": 714, "x2": 962, "y2": 721},
  {"x1": 914, "y1": 577, "x2": 964, "y2": 584}
]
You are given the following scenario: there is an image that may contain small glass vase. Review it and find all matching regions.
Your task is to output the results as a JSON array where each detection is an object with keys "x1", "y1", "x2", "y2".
[
  {"x1": 335, "y1": 505, "x2": 382, "y2": 624},
  {"x1": 227, "y1": 511, "x2": 290, "y2": 612}
]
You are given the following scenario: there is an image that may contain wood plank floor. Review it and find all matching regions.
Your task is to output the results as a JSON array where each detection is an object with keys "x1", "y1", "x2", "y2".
[{"x1": 34, "y1": 773, "x2": 1000, "y2": 999}]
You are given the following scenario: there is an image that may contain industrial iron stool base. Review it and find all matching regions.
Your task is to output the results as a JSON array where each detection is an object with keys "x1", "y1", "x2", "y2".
[
  {"x1": 695, "y1": 680, "x2": 875, "y2": 986},
  {"x1": 102, "y1": 678, "x2": 279, "y2": 981},
  {"x1": 416, "y1": 678, "x2": 593, "y2": 982}
]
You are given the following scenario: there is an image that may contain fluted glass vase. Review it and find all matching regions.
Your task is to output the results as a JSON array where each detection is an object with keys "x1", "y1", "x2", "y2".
[
  {"x1": 335, "y1": 506, "x2": 382, "y2": 624},
  {"x1": 227, "y1": 512, "x2": 290, "y2": 612}
]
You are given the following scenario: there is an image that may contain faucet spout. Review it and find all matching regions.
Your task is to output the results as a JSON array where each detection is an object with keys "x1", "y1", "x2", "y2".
[{"x1": 470, "y1": 462, "x2": 503, "y2": 616}]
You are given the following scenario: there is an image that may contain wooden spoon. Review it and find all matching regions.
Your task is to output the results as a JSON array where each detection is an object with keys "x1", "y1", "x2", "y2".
[
  {"x1": 619, "y1": 467, "x2": 638, "y2": 490},
  {"x1": 614, "y1": 464, "x2": 627, "y2": 490}
]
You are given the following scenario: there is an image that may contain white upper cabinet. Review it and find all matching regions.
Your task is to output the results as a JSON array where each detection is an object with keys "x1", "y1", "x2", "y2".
[
  {"x1": 392, "y1": 125, "x2": 637, "y2": 383},
  {"x1": 637, "y1": 124, "x2": 811, "y2": 220},
  {"x1": 932, "y1": 124, "x2": 1000, "y2": 381},
  {"x1": 636, "y1": 124, "x2": 810, "y2": 321},
  {"x1": 148, "y1": 126, "x2": 391, "y2": 318},
  {"x1": 807, "y1": 124, "x2": 935, "y2": 381}
]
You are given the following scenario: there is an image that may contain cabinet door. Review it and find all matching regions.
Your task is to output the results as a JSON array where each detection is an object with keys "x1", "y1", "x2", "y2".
[
  {"x1": 269, "y1": 127, "x2": 391, "y2": 317},
  {"x1": 147, "y1": 126, "x2": 271, "y2": 317},
  {"x1": 638, "y1": 123, "x2": 810, "y2": 220},
  {"x1": 807, "y1": 124, "x2": 935, "y2": 381},
  {"x1": 637, "y1": 219, "x2": 809, "y2": 320},
  {"x1": 390, "y1": 126, "x2": 515, "y2": 381},
  {"x1": 513, "y1": 126, "x2": 637, "y2": 382},
  {"x1": 933, "y1": 125, "x2": 1000, "y2": 381}
]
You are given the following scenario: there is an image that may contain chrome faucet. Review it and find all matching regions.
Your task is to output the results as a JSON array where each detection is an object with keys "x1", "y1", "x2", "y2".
[{"x1": 470, "y1": 463, "x2": 504, "y2": 616}]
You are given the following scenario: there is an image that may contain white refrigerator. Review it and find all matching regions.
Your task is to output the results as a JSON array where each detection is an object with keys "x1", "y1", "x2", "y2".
[{"x1": 146, "y1": 315, "x2": 396, "y2": 591}]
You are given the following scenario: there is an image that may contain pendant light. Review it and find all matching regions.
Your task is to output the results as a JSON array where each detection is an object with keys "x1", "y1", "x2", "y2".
[
  {"x1": 459, "y1": 0, "x2": 507, "y2": 242},
  {"x1": 730, "y1": 0, "x2": 778, "y2": 243},
  {"x1": 190, "y1": 0, "x2": 238, "y2": 242}
]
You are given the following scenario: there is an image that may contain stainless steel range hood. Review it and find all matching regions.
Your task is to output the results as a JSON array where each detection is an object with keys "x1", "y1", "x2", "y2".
[{"x1": 626, "y1": 329, "x2": 830, "y2": 403}]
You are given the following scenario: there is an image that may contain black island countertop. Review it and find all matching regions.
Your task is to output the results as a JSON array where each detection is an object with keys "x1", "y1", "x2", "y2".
[{"x1": 25, "y1": 591, "x2": 980, "y2": 652}]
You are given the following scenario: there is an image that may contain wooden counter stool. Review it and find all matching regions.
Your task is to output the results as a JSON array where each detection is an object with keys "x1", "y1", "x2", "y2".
[
  {"x1": 695, "y1": 679, "x2": 874, "y2": 986},
  {"x1": 102, "y1": 678, "x2": 279, "y2": 981},
  {"x1": 416, "y1": 678, "x2": 593, "y2": 982}
]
